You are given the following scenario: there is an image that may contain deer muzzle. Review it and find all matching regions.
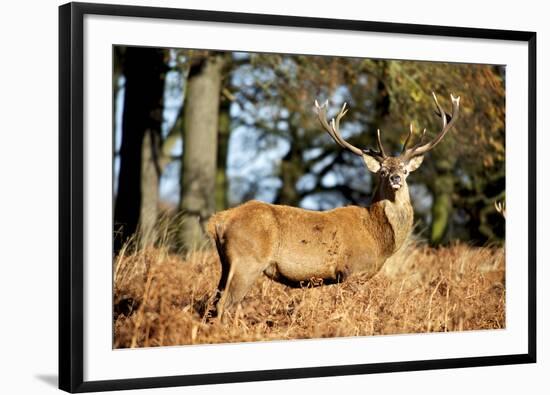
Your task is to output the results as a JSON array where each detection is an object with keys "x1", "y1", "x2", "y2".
[{"x1": 389, "y1": 174, "x2": 402, "y2": 190}]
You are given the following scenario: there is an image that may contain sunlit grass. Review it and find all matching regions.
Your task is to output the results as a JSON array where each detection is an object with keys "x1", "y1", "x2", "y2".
[{"x1": 113, "y1": 236, "x2": 505, "y2": 348}]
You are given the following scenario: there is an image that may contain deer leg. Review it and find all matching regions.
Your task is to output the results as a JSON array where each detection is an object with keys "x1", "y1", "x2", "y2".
[
  {"x1": 213, "y1": 248, "x2": 230, "y2": 302},
  {"x1": 216, "y1": 259, "x2": 263, "y2": 319},
  {"x1": 216, "y1": 266, "x2": 235, "y2": 320},
  {"x1": 210, "y1": 229, "x2": 231, "y2": 318}
]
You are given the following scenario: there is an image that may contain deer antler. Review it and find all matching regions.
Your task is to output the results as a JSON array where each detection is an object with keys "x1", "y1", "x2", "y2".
[
  {"x1": 401, "y1": 123, "x2": 426, "y2": 154},
  {"x1": 495, "y1": 200, "x2": 506, "y2": 219},
  {"x1": 364, "y1": 128, "x2": 387, "y2": 159},
  {"x1": 315, "y1": 100, "x2": 387, "y2": 160},
  {"x1": 402, "y1": 92, "x2": 460, "y2": 160}
]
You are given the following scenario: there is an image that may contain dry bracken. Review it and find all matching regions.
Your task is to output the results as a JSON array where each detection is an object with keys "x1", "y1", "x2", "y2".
[{"x1": 113, "y1": 240, "x2": 505, "y2": 348}]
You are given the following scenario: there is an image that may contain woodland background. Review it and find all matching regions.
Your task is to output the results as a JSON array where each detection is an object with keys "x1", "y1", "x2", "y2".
[
  {"x1": 113, "y1": 46, "x2": 506, "y2": 252},
  {"x1": 4, "y1": 0, "x2": 546, "y2": 392}
]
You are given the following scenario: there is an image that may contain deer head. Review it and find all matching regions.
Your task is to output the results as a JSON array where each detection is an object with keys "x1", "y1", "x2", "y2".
[{"x1": 315, "y1": 92, "x2": 460, "y2": 200}]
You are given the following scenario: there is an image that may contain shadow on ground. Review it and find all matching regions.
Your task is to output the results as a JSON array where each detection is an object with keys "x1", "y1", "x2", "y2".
[{"x1": 35, "y1": 374, "x2": 58, "y2": 388}]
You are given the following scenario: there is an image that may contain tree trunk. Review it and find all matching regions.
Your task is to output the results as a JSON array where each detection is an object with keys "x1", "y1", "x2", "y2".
[
  {"x1": 139, "y1": 130, "x2": 161, "y2": 248},
  {"x1": 216, "y1": 98, "x2": 230, "y2": 211},
  {"x1": 113, "y1": 47, "x2": 124, "y2": 146},
  {"x1": 429, "y1": 160, "x2": 455, "y2": 244},
  {"x1": 275, "y1": 139, "x2": 303, "y2": 207},
  {"x1": 179, "y1": 54, "x2": 225, "y2": 250},
  {"x1": 114, "y1": 47, "x2": 165, "y2": 252}
]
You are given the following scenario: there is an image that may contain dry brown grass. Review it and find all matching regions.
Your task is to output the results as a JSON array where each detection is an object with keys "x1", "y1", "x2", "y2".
[{"x1": 113, "y1": 240, "x2": 505, "y2": 348}]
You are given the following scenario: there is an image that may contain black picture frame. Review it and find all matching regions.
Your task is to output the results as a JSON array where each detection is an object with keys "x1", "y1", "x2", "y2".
[{"x1": 59, "y1": 2, "x2": 537, "y2": 393}]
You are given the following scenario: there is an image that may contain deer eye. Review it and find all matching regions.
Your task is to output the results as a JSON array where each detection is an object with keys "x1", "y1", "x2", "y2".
[{"x1": 380, "y1": 168, "x2": 389, "y2": 177}]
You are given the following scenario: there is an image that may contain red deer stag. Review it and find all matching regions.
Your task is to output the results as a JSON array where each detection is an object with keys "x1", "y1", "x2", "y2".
[{"x1": 207, "y1": 92, "x2": 460, "y2": 317}]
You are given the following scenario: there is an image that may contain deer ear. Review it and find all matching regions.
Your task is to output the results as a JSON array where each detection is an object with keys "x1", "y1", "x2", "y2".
[
  {"x1": 406, "y1": 155, "x2": 424, "y2": 172},
  {"x1": 362, "y1": 154, "x2": 381, "y2": 173}
]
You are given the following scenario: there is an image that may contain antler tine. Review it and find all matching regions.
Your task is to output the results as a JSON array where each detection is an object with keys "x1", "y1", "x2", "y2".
[
  {"x1": 314, "y1": 100, "x2": 364, "y2": 157},
  {"x1": 401, "y1": 123, "x2": 414, "y2": 154},
  {"x1": 376, "y1": 129, "x2": 387, "y2": 158},
  {"x1": 407, "y1": 128, "x2": 427, "y2": 151},
  {"x1": 403, "y1": 92, "x2": 460, "y2": 159},
  {"x1": 494, "y1": 200, "x2": 506, "y2": 219},
  {"x1": 315, "y1": 100, "x2": 345, "y2": 148},
  {"x1": 419, "y1": 128, "x2": 427, "y2": 143},
  {"x1": 331, "y1": 102, "x2": 349, "y2": 144},
  {"x1": 314, "y1": 99, "x2": 332, "y2": 132},
  {"x1": 433, "y1": 92, "x2": 448, "y2": 129}
]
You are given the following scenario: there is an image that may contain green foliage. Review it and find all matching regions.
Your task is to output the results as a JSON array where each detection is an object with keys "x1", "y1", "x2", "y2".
[
  {"x1": 228, "y1": 53, "x2": 505, "y2": 244},
  {"x1": 120, "y1": 47, "x2": 506, "y2": 246}
]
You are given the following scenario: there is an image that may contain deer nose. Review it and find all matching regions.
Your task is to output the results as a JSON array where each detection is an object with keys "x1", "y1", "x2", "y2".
[{"x1": 390, "y1": 174, "x2": 401, "y2": 184}]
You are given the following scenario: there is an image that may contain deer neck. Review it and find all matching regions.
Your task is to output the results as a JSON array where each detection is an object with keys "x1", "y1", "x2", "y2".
[{"x1": 371, "y1": 182, "x2": 414, "y2": 253}]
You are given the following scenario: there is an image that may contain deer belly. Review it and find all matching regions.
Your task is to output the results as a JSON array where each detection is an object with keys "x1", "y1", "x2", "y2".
[
  {"x1": 274, "y1": 244, "x2": 344, "y2": 282},
  {"x1": 272, "y1": 241, "x2": 382, "y2": 282}
]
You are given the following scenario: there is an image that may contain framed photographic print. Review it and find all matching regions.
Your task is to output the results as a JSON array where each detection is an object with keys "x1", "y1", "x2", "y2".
[{"x1": 59, "y1": 2, "x2": 537, "y2": 392}]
